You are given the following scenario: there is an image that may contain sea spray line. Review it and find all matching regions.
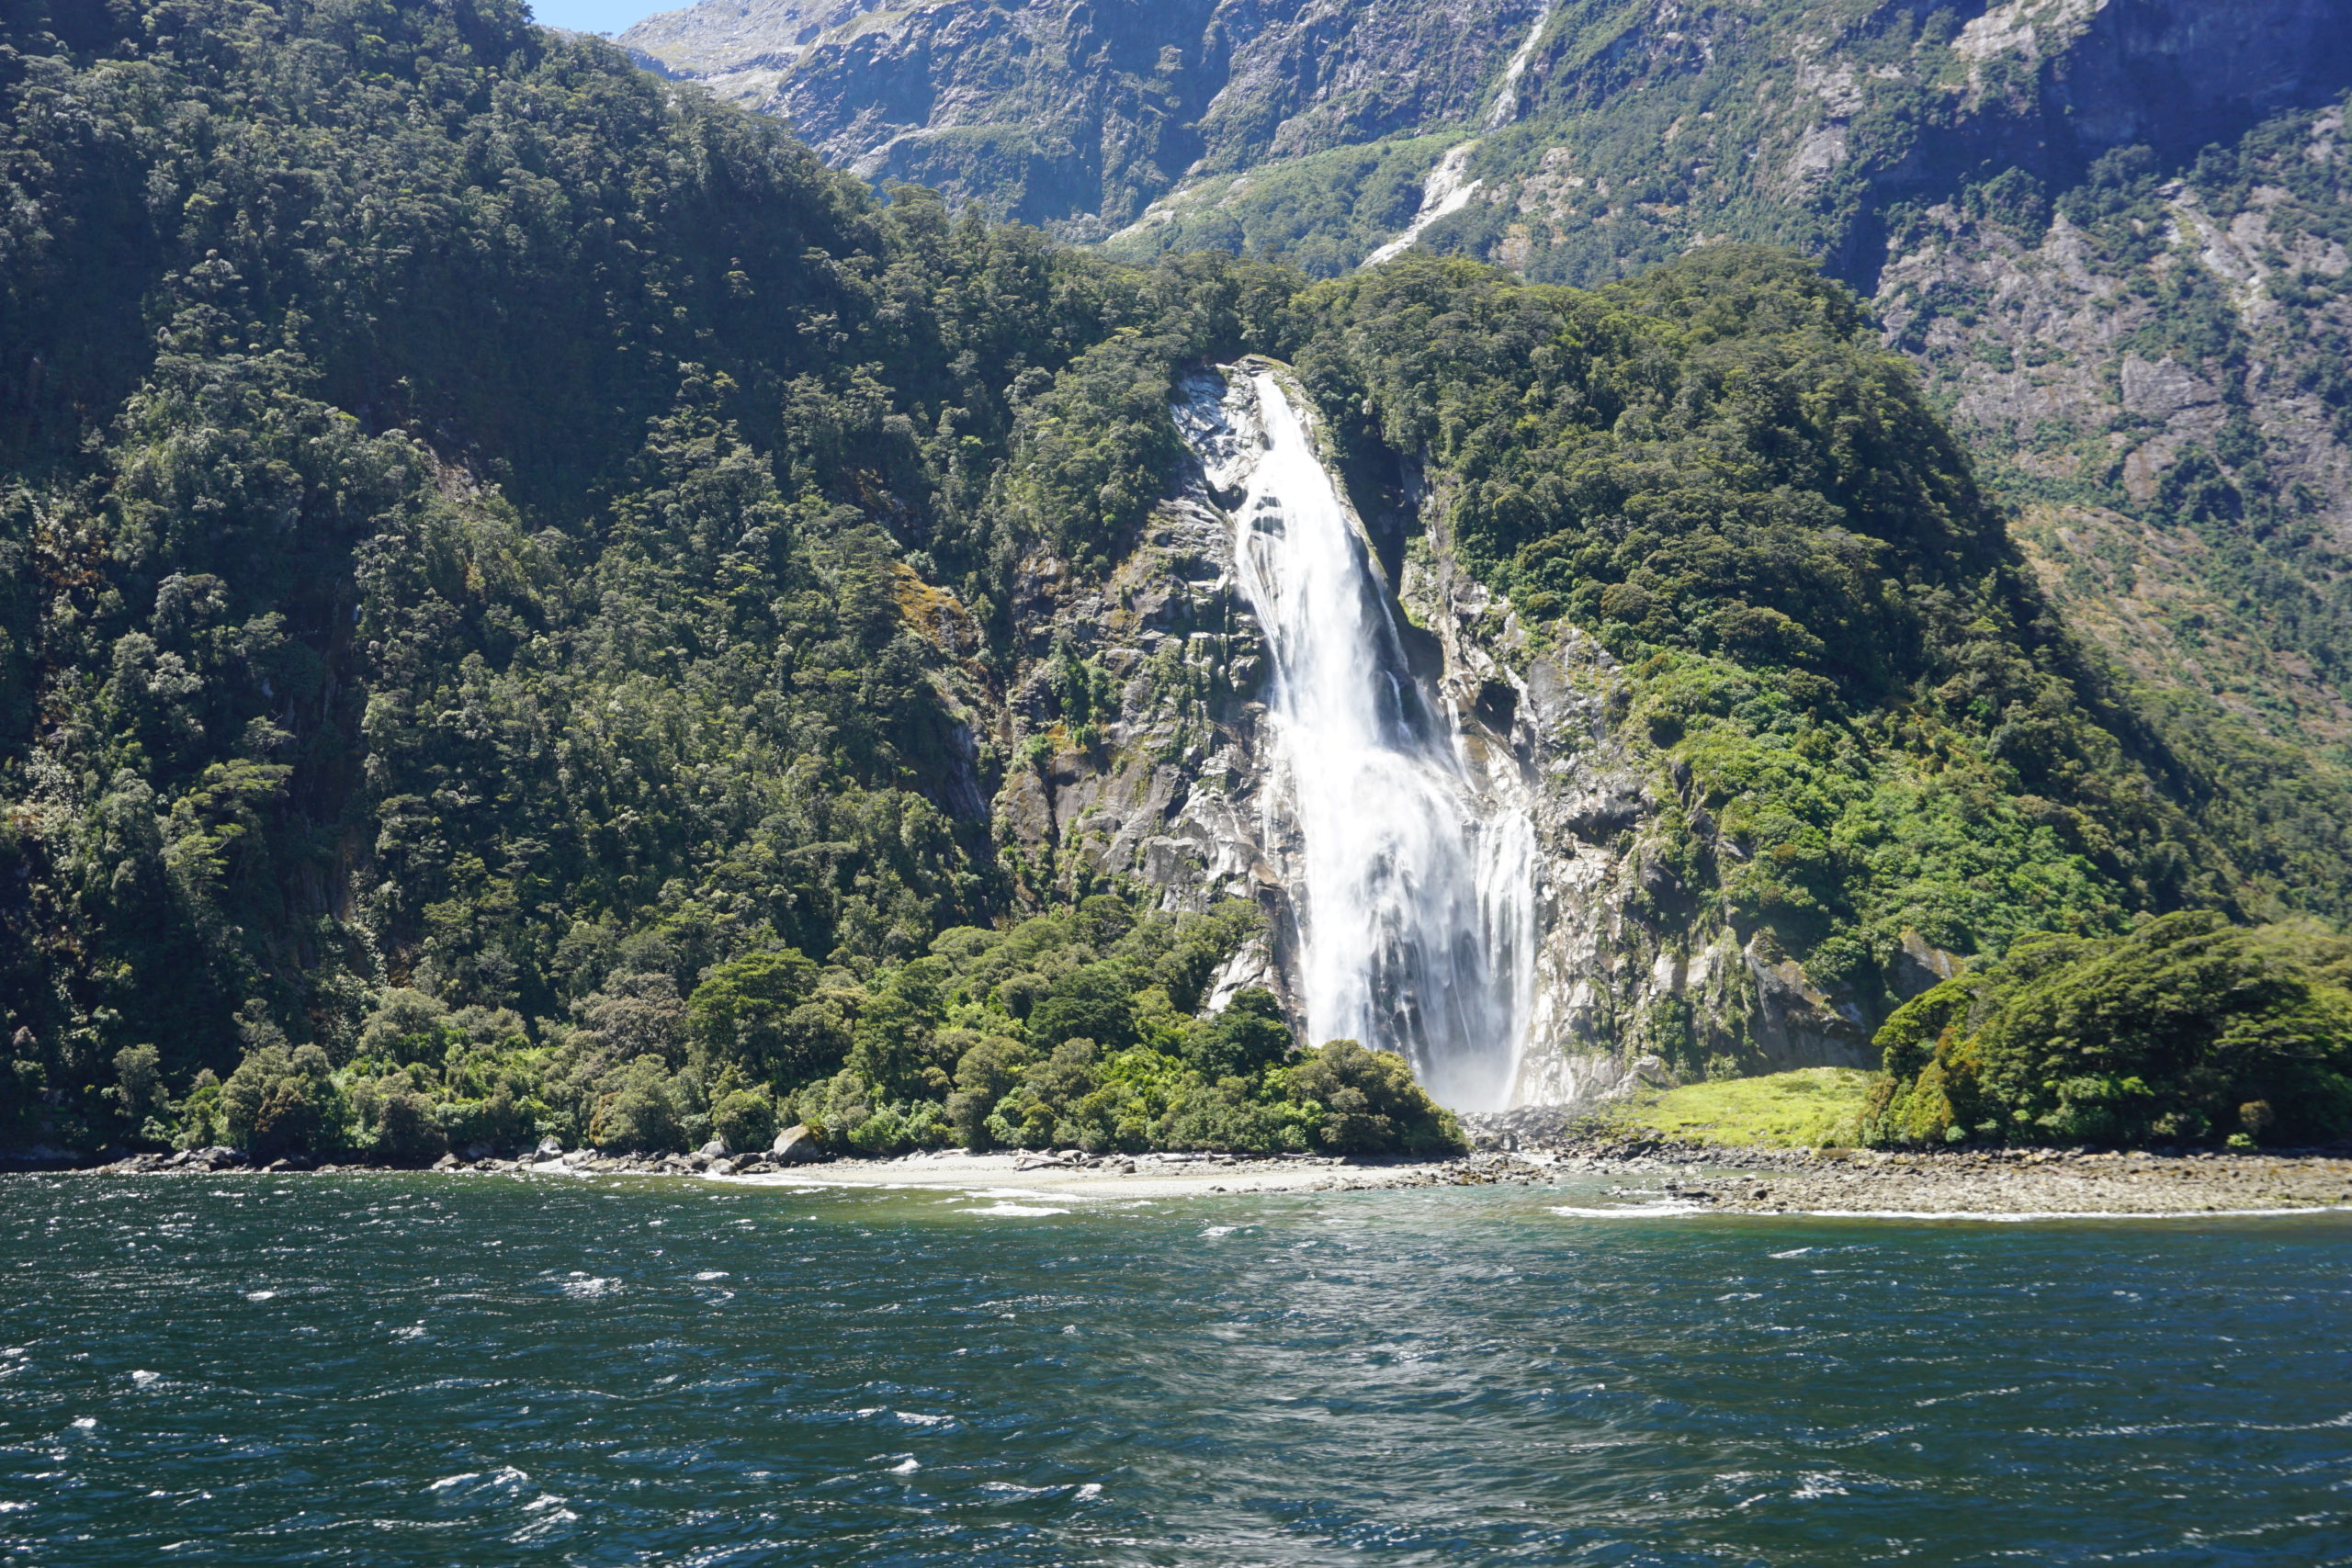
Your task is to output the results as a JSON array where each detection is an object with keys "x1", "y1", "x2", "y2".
[{"x1": 1193, "y1": 367, "x2": 1535, "y2": 1111}]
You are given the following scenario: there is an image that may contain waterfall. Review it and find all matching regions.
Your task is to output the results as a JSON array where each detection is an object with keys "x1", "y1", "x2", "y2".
[
  {"x1": 1363, "y1": 144, "x2": 1482, "y2": 267},
  {"x1": 1184, "y1": 367, "x2": 1536, "y2": 1111},
  {"x1": 1364, "y1": 2, "x2": 1554, "y2": 268},
  {"x1": 1484, "y1": 0, "x2": 1555, "y2": 130}
]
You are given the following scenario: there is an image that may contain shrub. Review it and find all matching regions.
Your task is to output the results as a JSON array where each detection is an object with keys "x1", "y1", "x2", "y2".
[
  {"x1": 945, "y1": 1034, "x2": 1033, "y2": 1150},
  {"x1": 1182, "y1": 989, "x2": 1295, "y2": 1078},
  {"x1": 710, "y1": 1088, "x2": 778, "y2": 1153},
  {"x1": 357, "y1": 988, "x2": 454, "y2": 1067},
  {"x1": 793, "y1": 1068, "x2": 876, "y2": 1145},
  {"x1": 374, "y1": 1090, "x2": 448, "y2": 1165},
  {"x1": 589, "y1": 1055, "x2": 690, "y2": 1154},
  {"x1": 221, "y1": 1043, "x2": 344, "y2": 1158},
  {"x1": 111, "y1": 1043, "x2": 165, "y2": 1136},
  {"x1": 1863, "y1": 913, "x2": 2352, "y2": 1147},
  {"x1": 986, "y1": 1038, "x2": 1102, "y2": 1149},
  {"x1": 1280, "y1": 1041, "x2": 1468, "y2": 1156},
  {"x1": 843, "y1": 1100, "x2": 952, "y2": 1156},
  {"x1": 439, "y1": 1087, "x2": 537, "y2": 1155},
  {"x1": 1158, "y1": 1077, "x2": 1318, "y2": 1154}
]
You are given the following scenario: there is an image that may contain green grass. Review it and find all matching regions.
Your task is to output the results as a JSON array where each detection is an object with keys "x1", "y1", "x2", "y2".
[{"x1": 1610, "y1": 1068, "x2": 1877, "y2": 1148}]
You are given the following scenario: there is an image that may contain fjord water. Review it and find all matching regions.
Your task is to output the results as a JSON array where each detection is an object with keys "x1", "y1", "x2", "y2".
[
  {"x1": 5, "y1": 1176, "x2": 2347, "y2": 1566},
  {"x1": 1216, "y1": 371, "x2": 1536, "y2": 1111}
]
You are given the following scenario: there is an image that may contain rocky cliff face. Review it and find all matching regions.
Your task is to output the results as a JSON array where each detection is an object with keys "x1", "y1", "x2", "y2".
[
  {"x1": 988, "y1": 361, "x2": 1884, "y2": 1108},
  {"x1": 1882, "y1": 93, "x2": 2352, "y2": 752},
  {"x1": 620, "y1": 0, "x2": 1547, "y2": 234}
]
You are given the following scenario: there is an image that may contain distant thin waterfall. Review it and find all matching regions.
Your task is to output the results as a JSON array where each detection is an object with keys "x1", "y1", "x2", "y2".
[
  {"x1": 1485, "y1": 0, "x2": 1555, "y2": 130},
  {"x1": 1365, "y1": 2, "x2": 1553, "y2": 267},
  {"x1": 1192, "y1": 368, "x2": 1534, "y2": 1111}
]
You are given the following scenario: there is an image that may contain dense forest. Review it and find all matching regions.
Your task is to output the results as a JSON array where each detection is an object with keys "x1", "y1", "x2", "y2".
[{"x1": 2, "y1": 0, "x2": 2346, "y2": 1162}]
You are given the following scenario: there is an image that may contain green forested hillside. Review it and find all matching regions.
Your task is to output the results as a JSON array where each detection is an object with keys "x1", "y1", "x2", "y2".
[
  {"x1": 632, "y1": 0, "x2": 2352, "y2": 827},
  {"x1": 2, "y1": 0, "x2": 2345, "y2": 1161},
  {"x1": 0, "y1": 0, "x2": 1451, "y2": 1158},
  {"x1": 1867, "y1": 912, "x2": 2352, "y2": 1148},
  {"x1": 1292, "y1": 254, "x2": 2350, "y2": 1010}
]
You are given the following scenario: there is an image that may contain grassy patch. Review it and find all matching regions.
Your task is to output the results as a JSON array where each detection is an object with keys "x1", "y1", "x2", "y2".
[{"x1": 1611, "y1": 1068, "x2": 1877, "y2": 1148}]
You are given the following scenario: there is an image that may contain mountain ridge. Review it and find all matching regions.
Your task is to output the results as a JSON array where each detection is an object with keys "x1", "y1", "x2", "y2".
[{"x1": 625, "y1": 0, "x2": 2352, "y2": 771}]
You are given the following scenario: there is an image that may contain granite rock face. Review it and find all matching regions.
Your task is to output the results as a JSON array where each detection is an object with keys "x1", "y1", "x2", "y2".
[
  {"x1": 982, "y1": 363, "x2": 1892, "y2": 1108},
  {"x1": 621, "y1": 0, "x2": 1547, "y2": 234}
]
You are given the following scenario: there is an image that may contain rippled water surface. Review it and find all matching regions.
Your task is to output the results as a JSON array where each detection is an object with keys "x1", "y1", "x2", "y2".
[{"x1": 2, "y1": 1174, "x2": 2347, "y2": 1565}]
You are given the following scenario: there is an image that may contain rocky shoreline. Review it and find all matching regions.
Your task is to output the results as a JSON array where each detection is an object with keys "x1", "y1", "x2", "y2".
[
  {"x1": 24, "y1": 1136, "x2": 2352, "y2": 1215},
  {"x1": 1523, "y1": 1138, "x2": 2352, "y2": 1217}
]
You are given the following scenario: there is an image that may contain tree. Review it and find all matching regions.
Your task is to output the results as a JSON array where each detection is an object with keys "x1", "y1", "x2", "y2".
[
  {"x1": 1865, "y1": 913, "x2": 2352, "y2": 1147},
  {"x1": 1184, "y1": 989, "x2": 1293, "y2": 1078},
  {"x1": 1282, "y1": 1041, "x2": 1467, "y2": 1156},
  {"x1": 710, "y1": 1088, "x2": 778, "y2": 1153},
  {"x1": 1028, "y1": 963, "x2": 1139, "y2": 1051},
  {"x1": 689, "y1": 950, "x2": 821, "y2": 1079},
  {"x1": 590, "y1": 1056, "x2": 691, "y2": 1155},
  {"x1": 221, "y1": 1043, "x2": 343, "y2": 1158}
]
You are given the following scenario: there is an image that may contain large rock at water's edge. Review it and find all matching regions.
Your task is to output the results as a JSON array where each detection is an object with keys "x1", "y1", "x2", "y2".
[{"x1": 772, "y1": 1124, "x2": 824, "y2": 1164}]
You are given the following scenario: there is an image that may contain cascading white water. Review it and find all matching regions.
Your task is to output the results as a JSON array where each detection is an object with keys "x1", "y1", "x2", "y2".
[
  {"x1": 1364, "y1": 2, "x2": 1554, "y2": 268},
  {"x1": 1199, "y1": 369, "x2": 1535, "y2": 1111}
]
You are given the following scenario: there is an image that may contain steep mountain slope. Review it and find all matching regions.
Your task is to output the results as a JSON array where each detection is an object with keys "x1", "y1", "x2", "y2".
[
  {"x1": 618, "y1": 0, "x2": 1553, "y2": 244},
  {"x1": 627, "y1": 0, "x2": 2352, "y2": 771},
  {"x1": 4, "y1": 0, "x2": 2348, "y2": 1160}
]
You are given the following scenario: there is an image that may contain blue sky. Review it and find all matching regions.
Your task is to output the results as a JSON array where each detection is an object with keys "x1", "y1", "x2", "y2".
[{"x1": 529, "y1": 0, "x2": 673, "y2": 34}]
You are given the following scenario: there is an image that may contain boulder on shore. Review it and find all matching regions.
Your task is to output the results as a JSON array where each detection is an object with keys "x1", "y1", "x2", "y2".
[{"x1": 772, "y1": 1124, "x2": 823, "y2": 1164}]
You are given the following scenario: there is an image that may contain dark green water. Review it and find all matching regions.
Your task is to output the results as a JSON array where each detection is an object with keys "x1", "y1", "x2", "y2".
[{"x1": 1, "y1": 1175, "x2": 2347, "y2": 1566}]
